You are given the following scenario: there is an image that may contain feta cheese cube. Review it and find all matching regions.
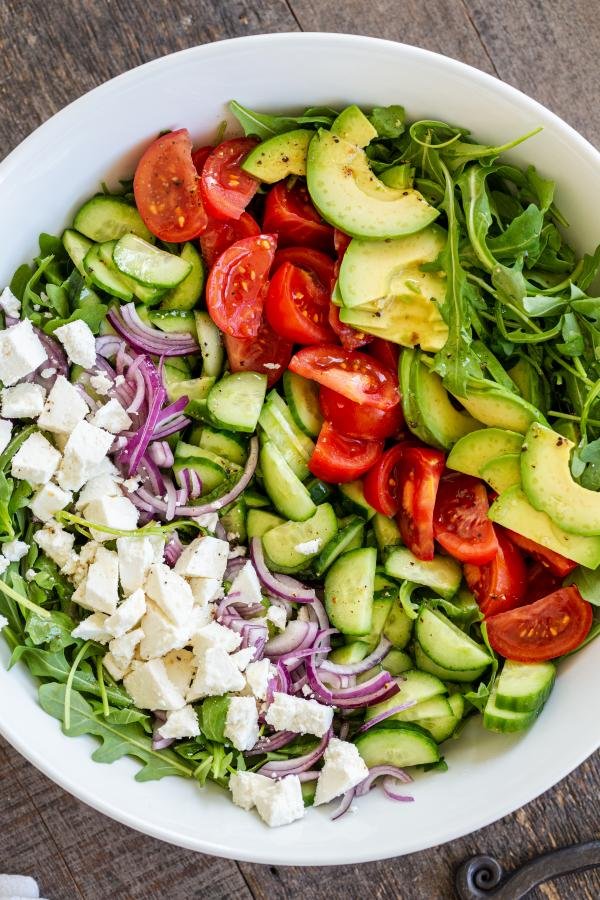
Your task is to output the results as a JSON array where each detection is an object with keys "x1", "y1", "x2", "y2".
[
  {"x1": 314, "y1": 738, "x2": 369, "y2": 806},
  {"x1": 54, "y1": 319, "x2": 96, "y2": 369},
  {"x1": 163, "y1": 648, "x2": 196, "y2": 695},
  {"x1": 29, "y1": 482, "x2": 72, "y2": 522},
  {"x1": 187, "y1": 647, "x2": 245, "y2": 701},
  {"x1": 174, "y1": 535, "x2": 229, "y2": 579},
  {"x1": 57, "y1": 421, "x2": 114, "y2": 491},
  {"x1": 144, "y1": 563, "x2": 194, "y2": 627},
  {"x1": 12, "y1": 432, "x2": 61, "y2": 484},
  {"x1": 75, "y1": 473, "x2": 122, "y2": 512},
  {"x1": 69, "y1": 539, "x2": 99, "y2": 586},
  {"x1": 90, "y1": 398, "x2": 132, "y2": 434},
  {"x1": 77, "y1": 546, "x2": 119, "y2": 615},
  {"x1": 37, "y1": 375, "x2": 88, "y2": 435},
  {"x1": 157, "y1": 704, "x2": 200, "y2": 740},
  {"x1": 188, "y1": 577, "x2": 222, "y2": 606},
  {"x1": 71, "y1": 612, "x2": 112, "y2": 644},
  {"x1": 224, "y1": 696, "x2": 260, "y2": 751},
  {"x1": 229, "y1": 561, "x2": 263, "y2": 606},
  {"x1": 0, "y1": 419, "x2": 12, "y2": 454},
  {"x1": 188, "y1": 603, "x2": 214, "y2": 636},
  {"x1": 89, "y1": 372, "x2": 113, "y2": 395},
  {"x1": 34, "y1": 520, "x2": 75, "y2": 568},
  {"x1": 1, "y1": 383, "x2": 45, "y2": 418},
  {"x1": 266, "y1": 604, "x2": 287, "y2": 631},
  {"x1": 254, "y1": 775, "x2": 305, "y2": 828},
  {"x1": 123, "y1": 658, "x2": 186, "y2": 710},
  {"x1": 0, "y1": 318, "x2": 47, "y2": 386},
  {"x1": 0, "y1": 285, "x2": 21, "y2": 318},
  {"x1": 231, "y1": 647, "x2": 256, "y2": 671},
  {"x1": 116, "y1": 535, "x2": 160, "y2": 594},
  {"x1": 139, "y1": 602, "x2": 190, "y2": 660},
  {"x1": 265, "y1": 692, "x2": 333, "y2": 738},
  {"x1": 105, "y1": 587, "x2": 146, "y2": 638},
  {"x1": 194, "y1": 512, "x2": 219, "y2": 532},
  {"x1": 2, "y1": 539, "x2": 29, "y2": 562},
  {"x1": 83, "y1": 494, "x2": 138, "y2": 542},
  {"x1": 244, "y1": 659, "x2": 275, "y2": 701},
  {"x1": 105, "y1": 627, "x2": 144, "y2": 680},
  {"x1": 192, "y1": 620, "x2": 241, "y2": 655},
  {"x1": 229, "y1": 771, "x2": 273, "y2": 811}
]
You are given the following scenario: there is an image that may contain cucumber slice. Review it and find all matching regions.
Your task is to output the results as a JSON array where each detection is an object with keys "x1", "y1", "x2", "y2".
[
  {"x1": 480, "y1": 453, "x2": 521, "y2": 493},
  {"x1": 184, "y1": 399, "x2": 211, "y2": 423},
  {"x1": 483, "y1": 683, "x2": 539, "y2": 734},
  {"x1": 381, "y1": 649, "x2": 413, "y2": 676},
  {"x1": 165, "y1": 355, "x2": 192, "y2": 376},
  {"x1": 260, "y1": 441, "x2": 316, "y2": 521},
  {"x1": 219, "y1": 500, "x2": 246, "y2": 543},
  {"x1": 382, "y1": 596, "x2": 413, "y2": 650},
  {"x1": 166, "y1": 376, "x2": 215, "y2": 404},
  {"x1": 301, "y1": 779, "x2": 317, "y2": 807},
  {"x1": 314, "y1": 516, "x2": 364, "y2": 577},
  {"x1": 244, "y1": 489, "x2": 271, "y2": 509},
  {"x1": 160, "y1": 243, "x2": 205, "y2": 310},
  {"x1": 373, "y1": 513, "x2": 402, "y2": 551},
  {"x1": 448, "y1": 693, "x2": 465, "y2": 720},
  {"x1": 261, "y1": 503, "x2": 338, "y2": 571},
  {"x1": 324, "y1": 547, "x2": 377, "y2": 636},
  {"x1": 246, "y1": 508, "x2": 285, "y2": 540},
  {"x1": 63, "y1": 229, "x2": 93, "y2": 276},
  {"x1": 393, "y1": 695, "x2": 454, "y2": 725},
  {"x1": 283, "y1": 371, "x2": 324, "y2": 439},
  {"x1": 363, "y1": 595, "x2": 393, "y2": 650},
  {"x1": 447, "y1": 427, "x2": 524, "y2": 478},
  {"x1": 73, "y1": 195, "x2": 154, "y2": 243},
  {"x1": 415, "y1": 607, "x2": 492, "y2": 672},
  {"x1": 366, "y1": 669, "x2": 447, "y2": 723},
  {"x1": 195, "y1": 311, "x2": 224, "y2": 378},
  {"x1": 306, "y1": 477, "x2": 334, "y2": 505},
  {"x1": 83, "y1": 244, "x2": 133, "y2": 301},
  {"x1": 259, "y1": 391, "x2": 315, "y2": 481},
  {"x1": 354, "y1": 721, "x2": 440, "y2": 768},
  {"x1": 172, "y1": 458, "x2": 226, "y2": 494},
  {"x1": 113, "y1": 234, "x2": 192, "y2": 288},
  {"x1": 384, "y1": 548, "x2": 461, "y2": 599},
  {"x1": 198, "y1": 428, "x2": 247, "y2": 466},
  {"x1": 338, "y1": 480, "x2": 376, "y2": 520},
  {"x1": 328, "y1": 641, "x2": 370, "y2": 666},
  {"x1": 413, "y1": 641, "x2": 485, "y2": 683},
  {"x1": 175, "y1": 441, "x2": 241, "y2": 480},
  {"x1": 97, "y1": 241, "x2": 164, "y2": 305},
  {"x1": 494, "y1": 659, "x2": 555, "y2": 713},
  {"x1": 148, "y1": 309, "x2": 197, "y2": 336},
  {"x1": 207, "y1": 372, "x2": 267, "y2": 434}
]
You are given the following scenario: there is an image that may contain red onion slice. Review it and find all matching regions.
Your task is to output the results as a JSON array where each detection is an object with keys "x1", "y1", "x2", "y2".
[
  {"x1": 246, "y1": 730, "x2": 298, "y2": 756},
  {"x1": 250, "y1": 537, "x2": 316, "y2": 603},
  {"x1": 259, "y1": 728, "x2": 331, "y2": 778},
  {"x1": 355, "y1": 700, "x2": 418, "y2": 733},
  {"x1": 331, "y1": 787, "x2": 356, "y2": 820},
  {"x1": 354, "y1": 765, "x2": 413, "y2": 797},
  {"x1": 108, "y1": 303, "x2": 198, "y2": 356},
  {"x1": 320, "y1": 636, "x2": 392, "y2": 676}
]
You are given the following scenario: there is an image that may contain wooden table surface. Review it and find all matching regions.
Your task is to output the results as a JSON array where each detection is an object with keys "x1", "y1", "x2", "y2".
[{"x1": 1, "y1": 2, "x2": 599, "y2": 897}]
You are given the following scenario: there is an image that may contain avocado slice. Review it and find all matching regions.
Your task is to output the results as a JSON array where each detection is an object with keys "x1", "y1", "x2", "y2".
[
  {"x1": 447, "y1": 427, "x2": 524, "y2": 478},
  {"x1": 241, "y1": 129, "x2": 313, "y2": 183},
  {"x1": 480, "y1": 453, "x2": 521, "y2": 493},
  {"x1": 306, "y1": 129, "x2": 438, "y2": 239},
  {"x1": 522, "y1": 422, "x2": 600, "y2": 535},
  {"x1": 340, "y1": 287, "x2": 448, "y2": 351},
  {"x1": 450, "y1": 384, "x2": 546, "y2": 434},
  {"x1": 488, "y1": 485, "x2": 600, "y2": 568},
  {"x1": 330, "y1": 105, "x2": 378, "y2": 147},
  {"x1": 410, "y1": 353, "x2": 481, "y2": 450},
  {"x1": 508, "y1": 357, "x2": 549, "y2": 414}
]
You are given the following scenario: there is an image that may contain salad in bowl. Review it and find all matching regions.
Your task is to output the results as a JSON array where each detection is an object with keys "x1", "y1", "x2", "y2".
[{"x1": 1, "y1": 97, "x2": 598, "y2": 830}]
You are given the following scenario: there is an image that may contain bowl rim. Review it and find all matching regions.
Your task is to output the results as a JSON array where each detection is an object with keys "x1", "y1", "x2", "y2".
[{"x1": 1, "y1": 31, "x2": 599, "y2": 864}]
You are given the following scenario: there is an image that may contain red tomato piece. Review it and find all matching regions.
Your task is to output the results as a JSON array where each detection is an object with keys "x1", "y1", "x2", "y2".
[
  {"x1": 134, "y1": 129, "x2": 208, "y2": 242},
  {"x1": 289, "y1": 345, "x2": 399, "y2": 411},
  {"x1": 206, "y1": 234, "x2": 276, "y2": 338},
  {"x1": 309, "y1": 421, "x2": 383, "y2": 483},
  {"x1": 191, "y1": 145, "x2": 213, "y2": 174},
  {"x1": 464, "y1": 528, "x2": 527, "y2": 617},
  {"x1": 526, "y1": 561, "x2": 563, "y2": 603},
  {"x1": 265, "y1": 263, "x2": 336, "y2": 345},
  {"x1": 200, "y1": 138, "x2": 260, "y2": 221},
  {"x1": 505, "y1": 530, "x2": 577, "y2": 577},
  {"x1": 486, "y1": 586, "x2": 593, "y2": 661},
  {"x1": 328, "y1": 303, "x2": 373, "y2": 350},
  {"x1": 320, "y1": 386, "x2": 403, "y2": 442},
  {"x1": 272, "y1": 246, "x2": 335, "y2": 283},
  {"x1": 199, "y1": 212, "x2": 260, "y2": 268},
  {"x1": 363, "y1": 444, "x2": 406, "y2": 516},
  {"x1": 396, "y1": 445, "x2": 445, "y2": 561},
  {"x1": 224, "y1": 312, "x2": 292, "y2": 388},
  {"x1": 368, "y1": 338, "x2": 400, "y2": 374},
  {"x1": 263, "y1": 181, "x2": 334, "y2": 251},
  {"x1": 433, "y1": 473, "x2": 499, "y2": 565},
  {"x1": 333, "y1": 228, "x2": 351, "y2": 257}
]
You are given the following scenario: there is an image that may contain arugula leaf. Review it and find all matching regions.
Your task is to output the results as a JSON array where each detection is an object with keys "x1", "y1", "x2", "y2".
[
  {"x1": 200, "y1": 695, "x2": 230, "y2": 742},
  {"x1": 369, "y1": 105, "x2": 406, "y2": 139},
  {"x1": 463, "y1": 623, "x2": 499, "y2": 712},
  {"x1": 566, "y1": 566, "x2": 600, "y2": 605},
  {"x1": 25, "y1": 610, "x2": 78, "y2": 651},
  {"x1": 523, "y1": 295, "x2": 568, "y2": 317},
  {"x1": 89, "y1": 701, "x2": 152, "y2": 730},
  {"x1": 0, "y1": 472, "x2": 15, "y2": 539},
  {"x1": 44, "y1": 299, "x2": 108, "y2": 337},
  {"x1": 457, "y1": 164, "x2": 496, "y2": 270},
  {"x1": 9, "y1": 264, "x2": 32, "y2": 302},
  {"x1": 576, "y1": 244, "x2": 600, "y2": 292},
  {"x1": 487, "y1": 204, "x2": 544, "y2": 260},
  {"x1": 13, "y1": 646, "x2": 131, "y2": 707},
  {"x1": 229, "y1": 101, "x2": 334, "y2": 139},
  {"x1": 556, "y1": 312, "x2": 584, "y2": 356}
]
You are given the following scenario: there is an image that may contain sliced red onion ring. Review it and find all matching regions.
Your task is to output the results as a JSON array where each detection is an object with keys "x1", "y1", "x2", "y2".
[
  {"x1": 331, "y1": 787, "x2": 356, "y2": 820},
  {"x1": 164, "y1": 532, "x2": 183, "y2": 567},
  {"x1": 355, "y1": 700, "x2": 418, "y2": 733},
  {"x1": 298, "y1": 770, "x2": 320, "y2": 782},
  {"x1": 382, "y1": 776, "x2": 415, "y2": 803},
  {"x1": 307, "y1": 656, "x2": 399, "y2": 709},
  {"x1": 264, "y1": 620, "x2": 318, "y2": 659},
  {"x1": 175, "y1": 466, "x2": 203, "y2": 500},
  {"x1": 147, "y1": 440, "x2": 174, "y2": 468},
  {"x1": 320, "y1": 636, "x2": 392, "y2": 676},
  {"x1": 246, "y1": 730, "x2": 297, "y2": 756},
  {"x1": 139, "y1": 454, "x2": 166, "y2": 495},
  {"x1": 108, "y1": 303, "x2": 198, "y2": 356},
  {"x1": 250, "y1": 537, "x2": 316, "y2": 603},
  {"x1": 259, "y1": 729, "x2": 331, "y2": 778},
  {"x1": 151, "y1": 414, "x2": 191, "y2": 439},
  {"x1": 354, "y1": 765, "x2": 413, "y2": 797},
  {"x1": 96, "y1": 334, "x2": 123, "y2": 359}
]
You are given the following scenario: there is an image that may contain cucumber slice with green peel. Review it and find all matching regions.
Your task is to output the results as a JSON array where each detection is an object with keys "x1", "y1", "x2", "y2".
[
  {"x1": 241, "y1": 129, "x2": 313, "y2": 182},
  {"x1": 355, "y1": 721, "x2": 440, "y2": 768},
  {"x1": 148, "y1": 309, "x2": 197, "y2": 336},
  {"x1": 259, "y1": 391, "x2": 314, "y2": 480},
  {"x1": 63, "y1": 229, "x2": 93, "y2": 276},
  {"x1": 483, "y1": 683, "x2": 539, "y2": 734},
  {"x1": 184, "y1": 399, "x2": 211, "y2": 423},
  {"x1": 73, "y1": 195, "x2": 154, "y2": 243},
  {"x1": 301, "y1": 779, "x2": 317, "y2": 807},
  {"x1": 384, "y1": 548, "x2": 462, "y2": 599},
  {"x1": 207, "y1": 372, "x2": 267, "y2": 434},
  {"x1": 324, "y1": 547, "x2": 377, "y2": 636},
  {"x1": 219, "y1": 500, "x2": 246, "y2": 543},
  {"x1": 306, "y1": 477, "x2": 334, "y2": 505},
  {"x1": 113, "y1": 234, "x2": 192, "y2": 288},
  {"x1": 195, "y1": 311, "x2": 224, "y2": 378},
  {"x1": 261, "y1": 503, "x2": 338, "y2": 571},
  {"x1": 373, "y1": 513, "x2": 402, "y2": 551},
  {"x1": 160, "y1": 243, "x2": 205, "y2": 310},
  {"x1": 447, "y1": 427, "x2": 524, "y2": 478},
  {"x1": 362, "y1": 595, "x2": 393, "y2": 650},
  {"x1": 366, "y1": 669, "x2": 447, "y2": 723},
  {"x1": 314, "y1": 516, "x2": 365, "y2": 577},
  {"x1": 415, "y1": 607, "x2": 492, "y2": 672},
  {"x1": 374, "y1": 571, "x2": 397, "y2": 593},
  {"x1": 260, "y1": 441, "x2": 316, "y2": 521},
  {"x1": 246, "y1": 508, "x2": 285, "y2": 540},
  {"x1": 97, "y1": 241, "x2": 164, "y2": 305},
  {"x1": 328, "y1": 641, "x2": 371, "y2": 666},
  {"x1": 381, "y1": 649, "x2": 413, "y2": 676},
  {"x1": 494, "y1": 659, "x2": 555, "y2": 713},
  {"x1": 448, "y1": 693, "x2": 465, "y2": 720},
  {"x1": 283, "y1": 371, "x2": 324, "y2": 439},
  {"x1": 390, "y1": 696, "x2": 454, "y2": 728},
  {"x1": 382, "y1": 597, "x2": 413, "y2": 650},
  {"x1": 172, "y1": 458, "x2": 226, "y2": 494},
  {"x1": 175, "y1": 441, "x2": 241, "y2": 479},
  {"x1": 417, "y1": 712, "x2": 460, "y2": 744},
  {"x1": 244, "y1": 489, "x2": 271, "y2": 509},
  {"x1": 166, "y1": 376, "x2": 215, "y2": 404},
  {"x1": 413, "y1": 641, "x2": 485, "y2": 683},
  {"x1": 198, "y1": 428, "x2": 247, "y2": 466},
  {"x1": 338, "y1": 480, "x2": 376, "y2": 519},
  {"x1": 480, "y1": 453, "x2": 521, "y2": 493},
  {"x1": 164, "y1": 354, "x2": 192, "y2": 376},
  {"x1": 83, "y1": 244, "x2": 133, "y2": 301}
]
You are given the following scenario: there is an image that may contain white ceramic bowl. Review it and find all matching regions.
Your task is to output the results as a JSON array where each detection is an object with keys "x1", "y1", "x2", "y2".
[{"x1": 0, "y1": 33, "x2": 598, "y2": 866}]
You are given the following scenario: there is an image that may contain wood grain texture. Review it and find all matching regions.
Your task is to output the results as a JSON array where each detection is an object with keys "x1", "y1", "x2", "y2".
[{"x1": 1, "y1": 2, "x2": 600, "y2": 898}]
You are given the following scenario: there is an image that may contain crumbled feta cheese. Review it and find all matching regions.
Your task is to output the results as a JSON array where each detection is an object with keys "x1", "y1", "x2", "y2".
[
  {"x1": 83, "y1": 494, "x2": 138, "y2": 542},
  {"x1": 116, "y1": 536, "x2": 161, "y2": 594},
  {"x1": 224, "y1": 696, "x2": 260, "y2": 751},
  {"x1": 123, "y1": 658, "x2": 186, "y2": 710},
  {"x1": 104, "y1": 587, "x2": 146, "y2": 638},
  {"x1": 186, "y1": 647, "x2": 245, "y2": 701},
  {"x1": 192, "y1": 620, "x2": 241, "y2": 655},
  {"x1": 229, "y1": 770, "x2": 273, "y2": 811},
  {"x1": 0, "y1": 285, "x2": 21, "y2": 318},
  {"x1": 11, "y1": 432, "x2": 61, "y2": 484},
  {"x1": 265, "y1": 692, "x2": 334, "y2": 738},
  {"x1": 231, "y1": 646, "x2": 256, "y2": 671},
  {"x1": 254, "y1": 775, "x2": 305, "y2": 827},
  {"x1": 54, "y1": 319, "x2": 96, "y2": 369},
  {"x1": 75, "y1": 473, "x2": 122, "y2": 512},
  {"x1": 266, "y1": 604, "x2": 287, "y2": 630},
  {"x1": 0, "y1": 557, "x2": 9, "y2": 575},
  {"x1": 174, "y1": 535, "x2": 229, "y2": 579},
  {"x1": 89, "y1": 372, "x2": 113, "y2": 396},
  {"x1": 188, "y1": 602, "x2": 214, "y2": 635},
  {"x1": 29, "y1": 482, "x2": 72, "y2": 522},
  {"x1": 90, "y1": 398, "x2": 132, "y2": 434},
  {"x1": 1, "y1": 383, "x2": 45, "y2": 419},
  {"x1": 294, "y1": 539, "x2": 321, "y2": 556},
  {"x1": 0, "y1": 318, "x2": 47, "y2": 386},
  {"x1": 105, "y1": 627, "x2": 144, "y2": 680},
  {"x1": 229, "y1": 561, "x2": 263, "y2": 606},
  {"x1": 76, "y1": 546, "x2": 119, "y2": 615},
  {"x1": 145, "y1": 563, "x2": 194, "y2": 627},
  {"x1": 71, "y1": 612, "x2": 112, "y2": 644},
  {"x1": 194, "y1": 512, "x2": 219, "y2": 532},
  {"x1": 163, "y1": 648, "x2": 196, "y2": 695},
  {"x1": 188, "y1": 576, "x2": 222, "y2": 606},
  {"x1": 90, "y1": 455, "x2": 119, "y2": 478},
  {"x1": 2, "y1": 539, "x2": 29, "y2": 562},
  {"x1": 314, "y1": 738, "x2": 369, "y2": 806},
  {"x1": 57, "y1": 421, "x2": 114, "y2": 491},
  {"x1": 158, "y1": 704, "x2": 200, "y2": 740},
  {"x1": 114, "y1": 374, "x2": 125, "y2": 387},
  {"x1": 139, "y1": 602, "x2": 191, "y2": 660},
  {"x1": 0, "y1": 419, "x2": 12, "y2": 454},
  {"x1": 37, "y1": 375, "x2": 88, "y2": 435},
  {"x1": 25, "y1": 568, "x2": 36, "y2": 581},
  {"x1": 68, "y1": 539, "x2": 100, "y2": 586},
  {"x1": 122, "y1": 476, "x2": 141, "y2": 493},
  {"x1": 34, "y1": 520, "x2": 75, "y2": 568},
  {"x1": 244, "y1": 659, "x2": 274, "y2": 701},
  {"x1": 40, "y1": 367, "x2": 56, "y2": 380}
]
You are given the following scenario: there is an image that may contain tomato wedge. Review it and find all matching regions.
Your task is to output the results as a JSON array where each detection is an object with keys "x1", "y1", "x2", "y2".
[
  {"x1": 272, "y1": 246, "x2": 335, "y2": 281},
  {"x1": 433, "y1": 473, "x2": 498, "y2": 565},
  {"x1": 328, "y1": 303, "x2": 373, "y2": 350},
  {"x1": 199, "y1": 212, "x2": 260, "y2": 268},
  {"x1": 363, "y1": 444, "x2": 405, "y2": 516},
  {"x1": 200, "y1": 138, "x2": 260, "y2": 221},
  {"x1": 396, "y1": 445, "x2": 445, "y2": 561},
  {"x1": 333, "y1": 228, "x2": 351, "y2": 257},
  {"x1": 224, "y1": 312, "x2": 292, "y2": 388},
  {"x1": 134, "y1": 129, "x2": 207, "y2": 242},
  {"x1": 320, "y1": 387, "x2": 403, "y2": 442},
  {"x1": 206, "y1": 234, "x2": 276, "y2": 338},
  {"x1": 265, "y1": 263, "x2": 336, "y2": 344},
  {"x1": 309, "y1": 421, "x2": 383, "y2": 483},
  {"x1": 368, "y1": 338, "x2": 400, "y2": 374},
  {"x1": 191, "y1": 145, "x2": 213, "y2": 174},
  {"x1": 486, "y1": 586, "x2": 593, "y2": 661},
  {"x1": 263, "y1": 181, "x2": 334, "y2": 251},
  {"x1": 526, "y1": 561, "x2": 563, "y2": 603},
  {"x1": 464, "y1": 528, "x2": 527, "y2": 617},
  {"x1": 289, "y1": 346, "x2": 399, "y2": 411},
  {"x1": 505, "y1": 530, "x2": 577, "y2": 577}
]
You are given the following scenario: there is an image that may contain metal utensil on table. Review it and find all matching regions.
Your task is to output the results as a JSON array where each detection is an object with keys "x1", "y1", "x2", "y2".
[{"x1": 455, "y1": 840, "x2": 600, "y2": 899}]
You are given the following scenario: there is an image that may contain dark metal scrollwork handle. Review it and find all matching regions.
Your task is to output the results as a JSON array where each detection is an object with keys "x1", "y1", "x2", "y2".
[{"x1": 455, "y1": 841, "x2": 600, "y2": 899}]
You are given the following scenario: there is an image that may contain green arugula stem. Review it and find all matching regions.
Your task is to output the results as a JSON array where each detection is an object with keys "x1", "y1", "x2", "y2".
[
  {"x1": 96, "y1": 656, "x2": 110, "y2": 718},
  {"x1": 64, "y1": 641, "x2": 91, "y2": 731},
  {"x1": 0, "y1": 578, "x2": 50, "y2": 619}
]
